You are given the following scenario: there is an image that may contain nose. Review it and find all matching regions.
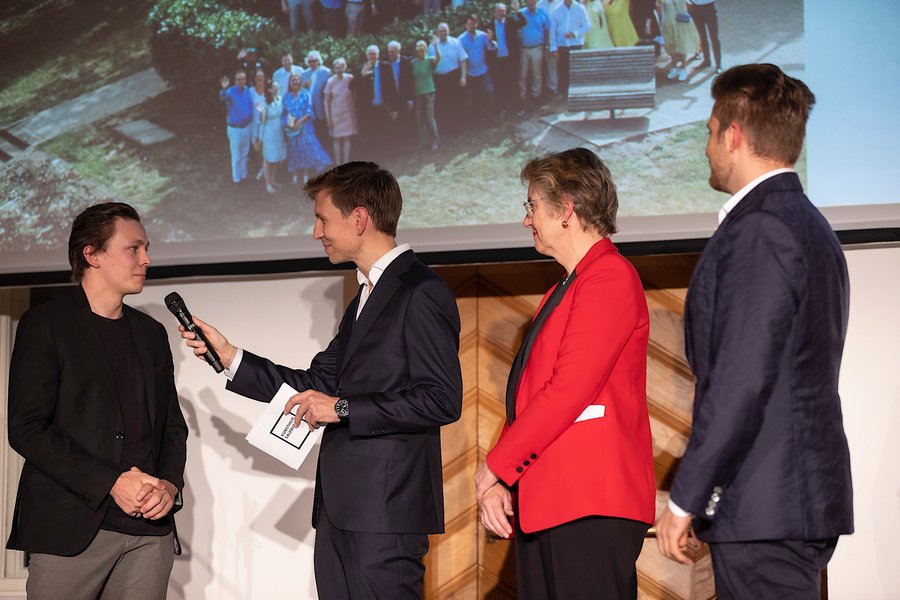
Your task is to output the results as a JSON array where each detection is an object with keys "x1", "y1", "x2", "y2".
[
  {"x1": 140, "y1": 247, "x2": 151, "y2": 266},
  {"x1": 313, "y1": 221, "x2": 323, "y2": 239},
  {"x1": 522, "y1": 214, "x2": 533, "y2": 228}
]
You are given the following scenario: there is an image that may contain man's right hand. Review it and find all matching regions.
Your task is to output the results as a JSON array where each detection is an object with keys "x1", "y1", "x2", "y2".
[
  {"x1": 111, "y1": 467, "x2": 160, "y2": 516},
  {"x1": 179, "y1": 316, "x2": 237, "y2": 370},
  {"x1": 220, "y1": 76, "x2": 230, "y2": 89}
]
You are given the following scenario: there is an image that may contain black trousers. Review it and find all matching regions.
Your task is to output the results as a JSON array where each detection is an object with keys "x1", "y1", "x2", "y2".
[
  {"x1": 314, "y1": 506, "x2": 429, "y2": 600},
  {"x1": 433, "y1": 68, "x2": 462, "y2": 136},
  {"x1": 710, "y1": 538, "x2": 838, "y2": 600},
  {"x1": 689, "y1": 2, "x2": 722, "y2": 67},
  {"x1": 557, "y1": 45, "x2": 582, "y2": 98},
  {"x1": 492, "y1": 55, "x2": 519, "y2": 111},
  {"x1": 514, "y1": 516, "x2": 648, "y2": 600}
]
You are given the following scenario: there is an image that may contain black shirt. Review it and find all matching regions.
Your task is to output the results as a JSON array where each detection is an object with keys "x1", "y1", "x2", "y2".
[{"x1": 93, "y1": 312, "x2": 171, "y2": 536}]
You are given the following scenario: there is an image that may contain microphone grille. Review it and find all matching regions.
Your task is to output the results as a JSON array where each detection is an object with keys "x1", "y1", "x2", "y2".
[{"x1": 164, "y1": 292, "x2": 183, "y2": 309}]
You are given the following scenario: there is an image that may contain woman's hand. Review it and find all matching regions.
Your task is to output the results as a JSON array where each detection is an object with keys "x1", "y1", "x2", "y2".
[{"x1": 479, "y1": 483, "x2": 514, "y2": 539}]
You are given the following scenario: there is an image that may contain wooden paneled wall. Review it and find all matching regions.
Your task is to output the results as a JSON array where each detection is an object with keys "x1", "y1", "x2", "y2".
[{"x1": 423, "y1": 254, "x2": 717, "y2": 600}]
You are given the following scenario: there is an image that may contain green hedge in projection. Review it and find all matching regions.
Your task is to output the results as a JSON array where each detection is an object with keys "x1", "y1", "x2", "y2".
[{"x1": 147, "y1": 0, "x2": 498, "y2": 96}]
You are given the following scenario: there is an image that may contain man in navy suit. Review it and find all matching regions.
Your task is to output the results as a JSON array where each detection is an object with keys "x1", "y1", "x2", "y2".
[
  {"x1": 656, "y1": 64, "x2": 853, "y2": 598},
  {"x1": 301, "y1": 50, "x2": 333, "y2": 155},
  {"x1": 181, "y1": 161, "x2": 463, "y2": 599}
]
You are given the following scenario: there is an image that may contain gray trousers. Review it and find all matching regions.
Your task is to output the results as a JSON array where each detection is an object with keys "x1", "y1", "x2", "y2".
[{"x1": 27, "y1": 529, "x2": 175, "y2": 600}]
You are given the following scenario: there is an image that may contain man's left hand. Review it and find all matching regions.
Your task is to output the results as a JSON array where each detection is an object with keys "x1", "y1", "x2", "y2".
[
  {"x1": 285, "y1": 390, "x2": 340, "y2": 430},
  {"x1": 474, "y1": 460, "x2": 500, "y2": 503},
  {"x1": 137, "y1": 479, "x2": 178, "y2": 520},
  {"x1": 656, "y1": 506, "x2": 699, "y2": 565}
]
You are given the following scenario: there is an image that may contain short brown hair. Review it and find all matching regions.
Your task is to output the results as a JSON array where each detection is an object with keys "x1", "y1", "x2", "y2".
[
  {"x1": 520, "y1": 148, "x2": 618, "y2": 237},
  {"x1": 304, "y1": 161, "x2": 402, "y2": 236},
  {"x1": 68, "y1": 202, "x2": 141, "y2": 283},
  {"x1": 712, "y1": 63, "x2": 815, "y2": 165}
]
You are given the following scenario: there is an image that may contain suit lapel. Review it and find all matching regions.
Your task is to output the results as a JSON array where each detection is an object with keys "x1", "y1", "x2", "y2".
[
  {"x1": 338, "y1": 251, "x2": 414, "y2": 376},
  {"x1": 336, "y1": 286, "x2": 363, "y2": 375}
]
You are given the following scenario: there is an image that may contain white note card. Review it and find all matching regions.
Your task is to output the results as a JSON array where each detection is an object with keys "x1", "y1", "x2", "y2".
[{"x1": 245, "y1": 383, "x2": 323, "y2": 470}]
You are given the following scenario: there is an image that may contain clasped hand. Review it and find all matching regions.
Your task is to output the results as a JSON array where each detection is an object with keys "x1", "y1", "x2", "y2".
[
  {"x1": 474, "y1": 460, "x2": 513, "y2": 539},
  {"x1": 111, "y1": 466, "x2": 178, "y2": 520}
]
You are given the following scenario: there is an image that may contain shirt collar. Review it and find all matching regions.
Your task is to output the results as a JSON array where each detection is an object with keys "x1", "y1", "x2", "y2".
[
  {"x1": 357, "y1": 244, "x2": 411, "y2": 288},
  {"x1": 718, "y1": 168, "x2": 795, "y2": 225}
]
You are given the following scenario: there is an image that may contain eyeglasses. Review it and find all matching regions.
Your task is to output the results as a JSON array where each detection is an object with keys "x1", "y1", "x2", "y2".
[{"x1": 523, "y1": 200, "x2": 535, "y2": 217}]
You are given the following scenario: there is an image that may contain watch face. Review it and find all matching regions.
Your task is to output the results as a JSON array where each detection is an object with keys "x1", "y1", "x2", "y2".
[{"x1": 335, "y1": 398, "x2": 350, "y2": 417}]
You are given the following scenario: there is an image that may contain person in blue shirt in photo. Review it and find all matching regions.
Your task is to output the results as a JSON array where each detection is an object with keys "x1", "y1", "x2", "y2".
[
  {"x1": 219, "y1": 70, "x2": 254, "y2": 185},
  {"x1": 517, "y1": 0, "x2": 552, "y2": 110},
  {"x1": 459, "y1": 14, "x2": 498, "y2": 123}
]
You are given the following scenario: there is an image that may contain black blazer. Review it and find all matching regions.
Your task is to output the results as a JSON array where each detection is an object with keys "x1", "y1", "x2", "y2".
[
  {"x1": 350, "y1": 60, "x2": 399, "y2": 115},
  {"x1": 227, "y1": 250, "x2": 463, "y2": 534},
  {"x1": 7, "y1": 286, "x2": 188, "y2": 556},
  {"x1": 671, "y1": 172, "x2": 854, "y2": 543},
  {"x1": 487, "y1": 13, "x2": 525, "y2": 63},
  {"x1": 383, "y1": 56, "x2": 415, "y2": 108}
]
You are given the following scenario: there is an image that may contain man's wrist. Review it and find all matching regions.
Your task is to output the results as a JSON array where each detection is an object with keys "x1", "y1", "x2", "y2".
[{"x1": 334, "y1": 397, "x2": 350, "y2": 418}]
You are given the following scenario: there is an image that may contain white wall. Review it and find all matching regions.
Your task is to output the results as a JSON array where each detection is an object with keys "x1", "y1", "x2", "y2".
[
  {"x1": 134, "y1": 272, "x2": 347, "y2": 600},
  {"x1": 828, "y1": 245, "x2": 900, "y2": 599},
  {"x1": 1, "y1": 245, "x2": 897, "y2": 598}
]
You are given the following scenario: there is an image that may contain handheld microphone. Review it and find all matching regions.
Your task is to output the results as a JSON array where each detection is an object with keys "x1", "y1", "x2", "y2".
[{"x1": 164, "y1": 292, "x2": 225, "y2": 373}]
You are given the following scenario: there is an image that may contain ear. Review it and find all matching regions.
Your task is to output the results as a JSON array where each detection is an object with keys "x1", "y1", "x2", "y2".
[
  {"x1": 354, "y1": 207, "x2": 370, "y2": 236},
  {"x1": 82, "y1": 245, "x2": 101, "y2": 269},
  {"x1": 560, "y1": 194, "x2": 576, "y2": 223},
  {"x1": 726, "y1": 121, "x2": 743, "y2": 153}
]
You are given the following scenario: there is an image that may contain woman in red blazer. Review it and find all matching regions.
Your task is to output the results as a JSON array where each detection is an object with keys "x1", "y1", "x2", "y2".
[{"x1": 474, "y1": 148, "x2": 656, "y2": 599}]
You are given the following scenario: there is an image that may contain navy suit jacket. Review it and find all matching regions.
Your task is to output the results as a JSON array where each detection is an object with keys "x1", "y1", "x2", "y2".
[
  {"x1": 672, "y1": 172, "x2": 854, "y2": 543},
  {"x1": 7, "y1": 286, "x2": 188, "y2": 555},
  {"x1": 227, "y1": 250, "x2": 463, "y2": 534},
  {"x1": 301, "y1": 66, "x2": 332, "y2": 120}
]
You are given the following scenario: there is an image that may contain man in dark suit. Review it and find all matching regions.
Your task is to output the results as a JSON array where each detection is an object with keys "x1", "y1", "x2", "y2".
[
  {"x1": 181, "y1": 161, "x2": 463, "y2": 599},
  {"x1": 350, "y1": 45, "x2": 398, "y2": 158},
  {"x1": 7, "y1": 202, "x2": 188, "y2": 598},
  {"x1": 656, "y1": 64, "x2": 853, "y2": 598},
  {"x1": 487, "y1": 2, "x2": 525, "y2": 114},
  {"x1": 384, "y1": 40, "x2": 416, "y2": 145}
]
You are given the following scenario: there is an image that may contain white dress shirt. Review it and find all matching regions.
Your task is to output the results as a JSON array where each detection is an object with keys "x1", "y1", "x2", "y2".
[{"x1": 550, "y1": 0, "x2": 591, "y2": 50}]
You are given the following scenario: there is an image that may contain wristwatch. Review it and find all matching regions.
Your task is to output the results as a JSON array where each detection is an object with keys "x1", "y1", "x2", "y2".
[{"x1": 334, "y1": 397, "x2": 350, "y2": 418}]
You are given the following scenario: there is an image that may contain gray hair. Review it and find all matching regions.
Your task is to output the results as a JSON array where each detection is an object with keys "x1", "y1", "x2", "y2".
[
  {"x1": 365, "y1": 44, "x2": 380, "y2": 55},
  {"x1": 333, "y1": 57, "x2": 347, "y2": 69},
  {"x1": 387, "y1": 40, "x2": 401, "y2": 52},
  {"x1": 306, "y1": 50, "x2": 323, "y2": 64}
]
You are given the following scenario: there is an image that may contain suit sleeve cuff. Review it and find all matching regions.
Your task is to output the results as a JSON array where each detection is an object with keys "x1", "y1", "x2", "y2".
[{"x1": 668, "y1": 498, "x2": 692, "y2": 518}]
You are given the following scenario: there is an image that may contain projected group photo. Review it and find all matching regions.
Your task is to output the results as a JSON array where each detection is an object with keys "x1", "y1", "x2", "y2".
[{"x1": 0, "y1": 0, "x2": 805, "y2": 263}]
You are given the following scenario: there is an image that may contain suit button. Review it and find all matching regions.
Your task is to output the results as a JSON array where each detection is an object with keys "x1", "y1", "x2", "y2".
[
  {"x1": 337, "y1": 388, "x2": 345, "y2": 395},
  {"x1": 530, "y1": 453, "x2": 537, "y2": 460},
  {"x1": 115, "y1": 431, "x2": 125, "y2": 440},
  {"x1": 705, "y1": 506, "x2": 715, "y2": 517},
  {"x1": 516, "y1": 466, "x2": 523, "y2": 473},
  {"x1": 523, "y1": 460, "x2": 530, "y2": 466},
  {"x1": 711, "y1": 492, "x2": 721, "y2": 503}
]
